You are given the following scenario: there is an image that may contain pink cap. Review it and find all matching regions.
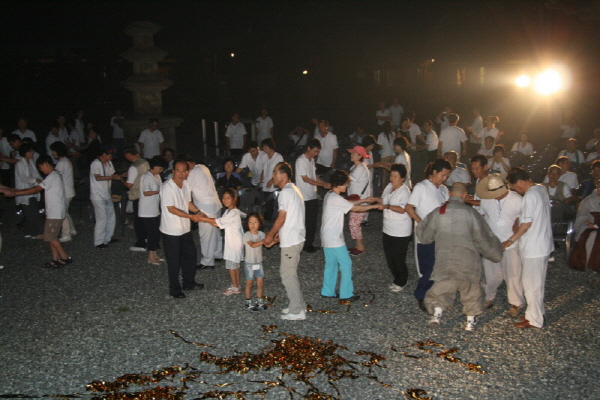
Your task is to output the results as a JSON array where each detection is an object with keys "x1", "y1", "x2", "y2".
[{"x1": 347, "y1": 145, "x2": 371, "y2": 159}]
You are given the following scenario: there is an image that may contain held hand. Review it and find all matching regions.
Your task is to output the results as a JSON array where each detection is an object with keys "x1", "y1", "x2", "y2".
[
  {"x1": 375, "y1": 204, "x2": 385, "y2": 210},
  {"x1": 190, "y1": 214, "x2": 203, "y2": 223},
  {"x1": 264, "y1": 233, "x2": 274, "y2": 246},
  {"x1": 36, "y1": 179, "x2": 42, "y2": 183},
  {"x1": 501, "y1": 240, "x2": 512, "y2": 250}
]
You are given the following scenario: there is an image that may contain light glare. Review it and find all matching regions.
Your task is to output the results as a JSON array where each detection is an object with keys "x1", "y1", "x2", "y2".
[
  {"x1": 303, "y1": 70, "x2": 308, "y2": 74},
  {"x1": 534, "y1": 69, "x2": 562, "y2": 95},
  {"x1": 515, "y1": 75, "x2": 530, "y2": 87}
]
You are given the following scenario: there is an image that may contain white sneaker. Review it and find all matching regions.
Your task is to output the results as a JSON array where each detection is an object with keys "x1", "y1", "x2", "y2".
[
  {"x1": 465, "y1": 318, "x2": 477, "y2": 332},
  {"x1": 549, "y1": 256, "x2": 555, "y2": 262},
  {"x1": 59, "y1": 236, "x2": 72, "y2": 243},
  {"x1": 389, "y1": 284, "x2": 404, "y2": 292},
  {"x1": 71, "y1": 230, "x2": 78, "y2": 236},
  {"x1": 281, "y1": 308, "x2": 289, "y2": 314},
  {"x1": 428, "y1": 315, "x2": 441, "y2": 328},
  {"x1": 280, "y1": 310, "x2": 306, "y2": 320},
  {"x1": 129, "y1": 246, "x2": 147, "y2": 252}
]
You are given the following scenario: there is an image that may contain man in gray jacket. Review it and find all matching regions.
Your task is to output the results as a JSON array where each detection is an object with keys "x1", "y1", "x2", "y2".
[{"x1": 417, "y1": 182, "x2": 503, "y2": 331}]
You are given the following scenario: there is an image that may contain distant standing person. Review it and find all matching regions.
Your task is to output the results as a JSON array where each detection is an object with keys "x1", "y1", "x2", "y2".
[
  {"x1": 90, "y1": 149, "x2": 123, "y2": 248},
  {"x1": 255, "y1": 108, "x2": 274, "y2": 144},
  {"x1": 389, "y1": 98, "x2": 404, "y2": 132},
  {"x1": 315, "y1": 120, "x2": 338, "y2": 174},
  {"x1": 264, "y1": 162, "x2": 307, "y2": 321},
  {"x1": 123, "y1": 146, "x2": 151, "y2": 252},
  {"x1": 261, "y1": 138, "x2": 284, "y2": 220},
  {"x1": 50, "y1": 142, "x2": 77, "y2": 243},
  {"x1": 295, "y1": 138, "x2": 331, "y2": 253},
  {"x1": 504, "y1": 168, "x2": 554, "y2": 329},
  {"x1": 15, "y1": 143, "x2": 43, "y2": 239},
  {"x1": 438, "y1": 113, "x2": 467, "y2": 158},
  {"x1": 159, "y1": 160, "x2": 204, "y2": 298},
  {"x1": 225, "y1": 112, "x2": 247, "y2": 157},
  {"x1": 376, "y1": 101, "x2": 391, "y2": 127},
  {"x1": 139, "y1": 156, "x2": 168, "y2": 265},
  {"x1": 138, "y1": 118, "x2": 164, "y2": 159},
  {"x1": 111, "y1": 109, "x2": 126, "y2": 157}
]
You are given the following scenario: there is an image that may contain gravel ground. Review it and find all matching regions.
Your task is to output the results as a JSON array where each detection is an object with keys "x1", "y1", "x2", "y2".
[{"x1": 1, "y1": 199, "x2": 599, "y2": 400}]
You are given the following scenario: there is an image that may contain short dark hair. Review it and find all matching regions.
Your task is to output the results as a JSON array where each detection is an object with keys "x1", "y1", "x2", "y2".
[
  {"x1": 173, "y1": 160, "x2": 189, "y2": 171},
  {"x1": 247, "y1": 141, "x2": 259, "y2": 149},
  {"x1": 390, "y1": 163, "x2": 407, "y2": 179},
  {"x1": 50, "y1": 141, "x2": 68, "y2": 157},
  {"x1": 8, "y1": 134, "x2": 22, "y2": 143},
  {"x1": 261, "y1": 138, "x2": 276, "y2": 150},
  {"x1": 176, "y1": 153, "x2": 194, "y2": 163},
  {"x1": 425, "y1": 159, "x2": 452, "y2": 177},
  {"x1": 362, "y1": 135, "x2": 377, "y2": 148},
  {"x1": 222, "y1": 188, "x2": 238, "y2": 205},
  {"x1": 393, "y1": 136, "x2": 408, "y2": 151},
  {"x1": 506, "y1": 167, "x2": 530, "y2": 184},
  {"x1": 18, "y1": 143, "x2": 33, "y2": 157},
  {"x1": 448, "y1": 113, "x2": 459, "y2": 123},
  {"x1": 405, "y1": 110, "x2": 415, "y2": 120},
  {"x1": 22, "y1": 137, "x2": 35, "y2": 146},
  {"x1": 470, "y1": 154, "x2": 488, "y2": 167},
  {"x1": 222, "y1": 157, "x2": 236, "y2": 169},
  {"x1": 330, "y1": 169, "x2": 350, "y2": 188},
  {"x1": 149, "y1": 118, "x2": 159, "y2": 124},
  {"x1": 245, "y1": 212, "x2": 265, "y2": 231},
  {"x1": 307, "y1": 138, "x2": 321, "y2": 150},
  {"x1": 149, "y1": 155, "x2": 168, "y2": 169},
  {"x1": 493, "y1": 145, "x2": 505, "y2": 155},
  {"x1": 275, "y1": 161, "x2": 292, "y2": 180},
  {"x1": 162, "y1": 147, "x2": 175, "y2": 156},
  {"x1": 124, "y1": 145, "x2": 139, "y2": 156},
  {"x1": 36, "y1": 155, "x2": 54, "y2": 168}
]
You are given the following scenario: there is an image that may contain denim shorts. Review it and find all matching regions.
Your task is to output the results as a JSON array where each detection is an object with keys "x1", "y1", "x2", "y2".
[{"x1": 244, "y1": 262, "x2": 264, "y2": 280}]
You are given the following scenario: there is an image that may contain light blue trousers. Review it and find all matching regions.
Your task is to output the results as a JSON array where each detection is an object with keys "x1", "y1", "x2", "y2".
[{"x1": 321, "y1": 246, "x2": 354, "y2": 299}]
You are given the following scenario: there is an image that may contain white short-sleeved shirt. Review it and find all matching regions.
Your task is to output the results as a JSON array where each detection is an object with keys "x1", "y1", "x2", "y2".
[
  {"x1": 389, "y1": 104, "x2": 403, "y2": 126},
  {"x1": 439, "y1": 126, "x2": 467, "y2": 155},
  {"x1": 255, "y1": 116, "x2": 273, "y2": 144},
  {"x1": 89, "y1": 159, "x2": 114, "y2": 201},
  {"x1": 15, "y1": 158, "x2": 41, "y2": 205},
  {"x1": 262, "y1": 152, "x2": 284, "y2": 193},
  {"x1": 139, "y1": 171, "x2": 162, "y2": 218},
  {"x1": 511, "y1": 142, "x2": 534, "y2": 156},
  {"x1": 394, "y1": 152, "x2": 412, "y2": 188},
  {"x1": 408, "y1": 123, "x2": 421, "y2": 144},
  {"x1": 138, "y1": 129, "x2": 164, "y2": 159},
  {"x1": 382, "y1": 183, "x2": 412, "y2": 237},
  {"x1": 348, "y1": 162, "x2": 370, "y2": 198},
  {"x1": 216, "y1": 208, "x2": 244, "y2": 263},
  {"x1": 446, "y1": 167, "x2": 471, "y2": 186},
  {"x1": 278, "y1": 183, "x2": 305, "y2": 248},
  {"x1": 225, "y1": 122, "x2": 247, "y2": 149},
  {"x1": 55, "y1": 157, "x2": 75, "y2": 198},
  {"x1": 559, "y1": 150, "x2": 585, "y2": 165},
  {"x1": 126, "y1": 165, "x2": 138, "y2": 185},
  {"x1": 295, "y1": 154, "x2": 317, "y2": 201},
  {"x1": 238, "y1": 151, "x2": 265, "y2": 186},
  {"x1": 469, "y1": 116, "x2": 484, "y2": 144},
  {"x1": 290, "y1": 133, "x2": 308, "y2": 147},
  {"x1": 159, "y1": 179, "x2": 192, "y2": 236},
  {"x1": 377, "y1": 132, "x2": 395, "y2": 158},
  {"x1": 188, "y1": 164, "x2": 221, "y2": 217},
  {"x1": 68, "y1": 129, "x2": 81, "y2": 149},
  {"x1": 111, "y1": 116, "x2": 125, "y2": 139},
  {"x1": 585, "y1": 152, "x2": 599, "y2": 163},
  {"x1": 425, "y1": 131, "x2": 439, "y2": 151},
  {"x1": 244, "y1": 231, "x2": 266, "y2": 264},
  {"x1": 376, "y1": 109, "x2": 391, "y2": 125},
  {"x1": 46, "y1": 133, "x2": 67, "y2": 160},
  {"x1": 546, "y1": 183, "x2": 571, "y2": 200},
  {"x1": 408, "y1": 179, "x2": 449, "y2": 220},
  {"x1": 479, "y1": 190, "x2": 522, "y2": 250},
  {"x1": 488, "y1": 158, "x2": 511, "y2": 174},
  {"x1": 39, "y1": 170, "x2": 66, "y2": 220},
  {"x1": 13, "y1": 129, "x2": 37, "y2": 143},
  {"x1": 0, "y1": 138, "x2": 13, "y2": 170},
  {"x1": 560, "y1": 123, "x2": 579, "y2": 139},
  {"x1": 316, "y1": 132, "x2": 338, "y2": 167},
  {"x1": 543, "y1": 171, "x2": 578, "y2": 191},
  {"x1": 481, "y1": 127, "x2": 499, "y2": 143},
  {"x1": 320, "y1": 191, "x2": 353, "y2": 248},
  {"x1": 519, "y1": 185, "x2": 554, "y2": 258}
]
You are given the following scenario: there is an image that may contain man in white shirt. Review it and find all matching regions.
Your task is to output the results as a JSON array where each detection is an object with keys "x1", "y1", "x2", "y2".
[
  {"x1": 225, "y1": 113, "x2": 247, "y2": 157},
  {"x1": 585, "y1": 140, "x2": 600, "y2": 164},
  {"x1": 181, "y1": 154, "x2": 223, "y2": 270},
  {"x1": 505, "y1": 168, "x2": 554, "y2": 329},
  {"x1": 46, "y1": 123, "x2": 69, "y2": 161},
  {"x1": 435, "y1": 106, "x2": 452, "y2": 131},
  {"x1": 138, "y1": 118, "x2": 164, "y2": 159},
  {"x1": 255, "y1": 108, "x2": 274, "y2": 144},
  {"x1": 315, "y1": 120, "x2": 338, "y2": 174},
  {"x1": 376, "y1": 101, "x2": 391, "y2": 126},
  {"x1": 160, "y1": 160, "x2": 204, "y2": 298},
  {"x1": 295, "y1": 138, "x2": 331, "y2": 253},
  {"x1": 236, "y1": 141, "x2": 265, "y2": 187},
  {"x1": 123, "y1": 146, "x2": 151, "y2": 252},
  {"x1": 12, "y1": 118, "x2": 37, "y2": 143},
  {"x1": 438, "y1": 113, "x2": 467, "y2": 158},
  {"x1": 389, "y1": 98, "x2": 403, "y2": 132},
  {"x1": 405, "y1": 110, "x2": 421, "y2": 145},
  {"x1": 90, "y1": 150, "x2": 123, "y2": 248},
  {"x1": 264, "y1": 162, "x2": 307, "y2": 321},
  {"x1": 476, "y1": 174, "x2": 525, "y2": 317},
  {"x1": 543, "y1": 156, "x2": 579, "y2": 196},
  {"x1": 467, "y1": 108, "x2": 484, "y2": 150}
]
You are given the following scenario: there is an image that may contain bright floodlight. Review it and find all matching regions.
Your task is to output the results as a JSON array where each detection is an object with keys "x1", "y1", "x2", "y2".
[
  {"x1": 302, "y1": 70, "x2": 308, "y2": 74},
  {"x1": 515, "y1": 75, "x2": 530, "y2": 87},
  {"x1": 534, "y1": 69, "x2": 562, "y2": 95}
]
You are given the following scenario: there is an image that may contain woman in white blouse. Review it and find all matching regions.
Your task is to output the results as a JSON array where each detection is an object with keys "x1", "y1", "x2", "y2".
[
  {"x1": 488, "y1": 145, "x2": 511, "y2": 174},
  {"x1": 475, "y1": 116, "x2": 501, "y2": 153},
  {"x1": 347, "y1": 146, "x2": 371, "y2": 256},
  {"x1": 139, "y1": 156, "x2": 168, "y2": 265},
  {"x1": 374, "y1": 163, "x2": 412, "y2": 292},
  {"x1": 15, "y1": 143, "x2": 42, "y2": 238},
  {"x1": 511, "y1": 133, "x2": 534, "y2": 156}
]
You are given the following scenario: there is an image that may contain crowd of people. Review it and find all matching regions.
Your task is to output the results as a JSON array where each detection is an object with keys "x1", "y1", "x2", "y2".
[{"x1": 0, "y1": 102, "x2": 599, "y2": 329}]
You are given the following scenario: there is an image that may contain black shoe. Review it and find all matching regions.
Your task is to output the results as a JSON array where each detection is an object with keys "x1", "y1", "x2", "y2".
[
  {"x1": 96, "y1": 244, "x2": 109, "y2": 249},
  {"x1": 172, "y1": 292, "x2": 186, "y2": 299},
  {"x1": 303, "y1": 245, "x2": 321, "y2": 253},
  {"x1": 183, "y1": 283, "x2": 205, "y2": 291},
  {"x1": 196, "y1": 264, "x2": 215, "y2": 270},
  {"x1": 108, "y1": 238, "x2": 119, "y2": 244},
  {"x1": 320, "y1": 294, "x2": 339, "y2": 299},
  {"x1": 340, "y1": 295, "x2": 361, "y2": 302},
  {"x1": 418, "y1": 300, "x2": 428, "y2": 313}
]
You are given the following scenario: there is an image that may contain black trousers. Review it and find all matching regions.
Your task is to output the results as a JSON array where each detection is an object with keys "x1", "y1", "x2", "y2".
[
  {"x1": 142, "y1": 216, "x2": 161, "y2": 251},
  {"x1": 304, "y1": 199, "x2": 319, "y2": 248},
  {"x1": 22, "y1": 197, "x2": 42, "y2": 237},
  {"x1": 162, "y1": 231, "x2": 197, "y2": 295},
  {"x1": 382, "y1": 233, "x2": 410, "y2": 287},
  {"x1": 133, "y1": 199, "x2": 148, "y2": 248}
]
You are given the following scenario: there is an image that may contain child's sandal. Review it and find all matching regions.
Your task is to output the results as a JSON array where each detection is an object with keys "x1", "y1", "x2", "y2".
[{"x1": 58, "y1": 257, "x2": 73, "y2": 266}]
